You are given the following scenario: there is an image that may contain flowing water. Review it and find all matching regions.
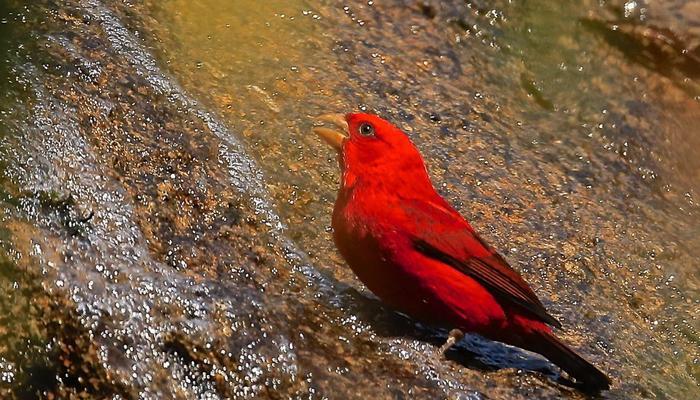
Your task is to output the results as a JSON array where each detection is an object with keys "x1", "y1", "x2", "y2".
[{"x1": 0, "y1": 0, "x2": 698, "y2": 398}]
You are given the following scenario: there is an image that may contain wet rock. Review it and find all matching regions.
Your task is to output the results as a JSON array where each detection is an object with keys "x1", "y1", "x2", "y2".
[{"x1": 0, "y1": 0, "x2": 697, "y2": 399}]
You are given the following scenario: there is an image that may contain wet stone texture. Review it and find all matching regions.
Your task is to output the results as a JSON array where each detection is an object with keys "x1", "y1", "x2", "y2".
[
  {"x1": 0, "y1": 0, "x2": 697, "y2": 399},
  {"x1": 1, "y1": 0, "x2": 445, "y2": 399}
]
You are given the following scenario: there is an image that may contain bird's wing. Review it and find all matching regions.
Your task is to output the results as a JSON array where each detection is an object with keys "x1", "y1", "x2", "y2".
[{"x1": 401, "y1": 198, "x2": 562, "y2": 328}]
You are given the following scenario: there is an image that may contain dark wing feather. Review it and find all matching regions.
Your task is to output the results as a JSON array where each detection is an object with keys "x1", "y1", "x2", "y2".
[
  {"x1": 402, "y1": 198, "x2": 561, "y2": 328},
  {"x1": 413, "y1": 239, "x2": 561, "y2": 328}
]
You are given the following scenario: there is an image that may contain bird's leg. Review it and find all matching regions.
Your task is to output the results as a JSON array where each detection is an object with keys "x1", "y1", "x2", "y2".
[{"x1": 439, "y1": 329, "x2": 464, "y2": 356}]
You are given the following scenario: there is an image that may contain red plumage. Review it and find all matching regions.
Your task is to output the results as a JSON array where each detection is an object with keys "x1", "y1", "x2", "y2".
[{"x1": 315, "y1": 113, "x2": 611, "y2": 392}]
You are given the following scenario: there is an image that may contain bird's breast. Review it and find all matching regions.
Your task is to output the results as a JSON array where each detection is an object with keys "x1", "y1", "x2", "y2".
[{"x1": 331, "y1": 196, "x2": 506, "y2": 332}]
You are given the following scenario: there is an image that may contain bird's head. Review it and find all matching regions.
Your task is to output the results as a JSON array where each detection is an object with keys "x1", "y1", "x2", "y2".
[{"x1": 313, "y1": 113, "x2": 432, "y2": 192}]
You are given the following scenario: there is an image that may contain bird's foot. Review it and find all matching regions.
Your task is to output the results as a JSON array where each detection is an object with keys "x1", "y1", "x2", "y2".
[{"x1": 439, "y1": 329, "x2": 464, "y2": 357}]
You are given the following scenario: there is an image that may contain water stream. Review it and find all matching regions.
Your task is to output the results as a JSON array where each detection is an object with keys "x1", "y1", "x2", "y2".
[{"x1": 0, "y1": 0, "x2": 697, "y2": 398}]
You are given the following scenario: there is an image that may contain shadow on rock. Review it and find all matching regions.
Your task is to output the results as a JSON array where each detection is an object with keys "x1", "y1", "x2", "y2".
[
  {"x1": 339, "y1": 287, "x2": 579, "y2": 389},
  {"x1": 581, "y1": 16, "x2": 700, "y2": 96}
]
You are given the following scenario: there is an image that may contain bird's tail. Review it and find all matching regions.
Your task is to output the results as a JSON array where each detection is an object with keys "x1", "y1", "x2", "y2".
[{"x1": 523, "y1": 331, "x2": 611, "y2": 392}]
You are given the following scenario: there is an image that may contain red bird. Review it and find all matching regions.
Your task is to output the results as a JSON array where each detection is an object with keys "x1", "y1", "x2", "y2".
[{"x1": 313, "y1": 113, "x2": 611, "y2": 392}]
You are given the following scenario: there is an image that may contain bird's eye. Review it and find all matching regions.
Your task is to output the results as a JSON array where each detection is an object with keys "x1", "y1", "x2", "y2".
[{"x1": 358, "y1": 123, "x2": 375, "y2": 136}]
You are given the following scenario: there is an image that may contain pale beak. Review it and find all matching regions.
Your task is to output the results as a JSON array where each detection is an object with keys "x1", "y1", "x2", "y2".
[{"x1": 313, "y1": 113, "x2": 348, "y2": 151}]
